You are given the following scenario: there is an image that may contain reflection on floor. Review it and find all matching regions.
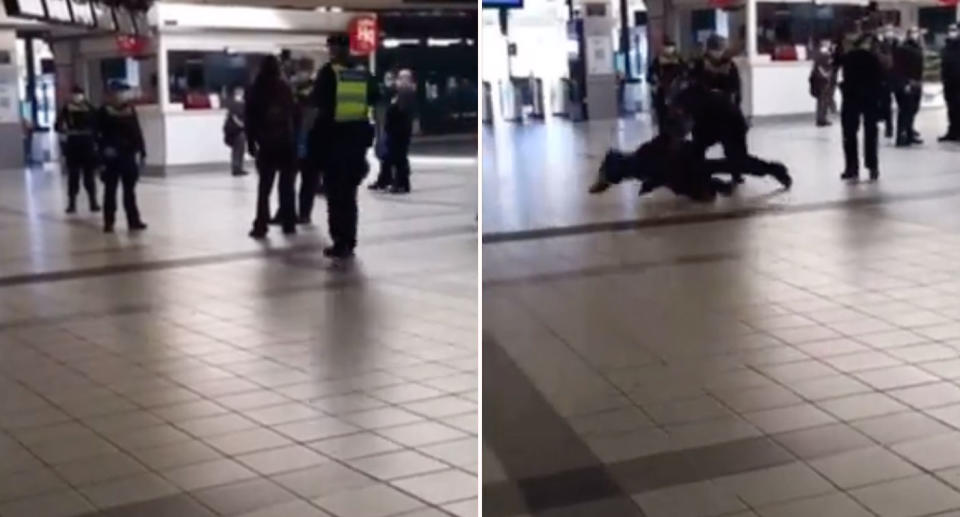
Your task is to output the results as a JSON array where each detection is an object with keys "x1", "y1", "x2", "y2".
[
  {"x1": 483, "y1": 111, "x2": 960, "y2": 516},
  {"x1": 0, "y1": 154, "x2": 477, "y2": 517}
]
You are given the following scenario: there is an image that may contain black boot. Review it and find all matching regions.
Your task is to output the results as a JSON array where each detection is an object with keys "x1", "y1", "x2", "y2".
[{"x1": 840, "y1": 170, "x2": 859, "y2": 181}]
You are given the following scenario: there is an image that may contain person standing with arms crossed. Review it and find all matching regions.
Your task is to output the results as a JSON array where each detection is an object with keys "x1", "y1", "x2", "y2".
[{"x1": 309, "y1": 34, "x2": 377, "y2": 259}]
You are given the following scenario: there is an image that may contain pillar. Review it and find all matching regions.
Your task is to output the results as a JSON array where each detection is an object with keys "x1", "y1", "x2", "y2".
[
  {"x1": 157, "y1": 34, "x2": 169, "y2": 108},
  {"x1": 0, "y1": 29, "x2": 23, "y2": 168},
  {"x1": 745, "y1": 0, "x2": 757, "y2": 59}
]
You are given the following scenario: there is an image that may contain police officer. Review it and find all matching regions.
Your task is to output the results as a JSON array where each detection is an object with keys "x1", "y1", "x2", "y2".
[
  {"x1": 56, "y1": 86, "x2": 100, "y2": 214},
  {"x1": 688, "y1": 34, "x2": 746, "y2": 184},
  {"x1": 647, "y1": 38, "x2": 685, "y2": 134},
  {"x1": 941, "y1": 25, "x2": 960, "y2": 142},
  {"x1": 893, "y1": 27, "x2": 924, "y2": 146},
  {"x1": 96, "y1": 82, "x2": 147, "y2": 233},
  {"x1": 310, "y1": 34, "x2": 377, "y2": 259},
  {"x1": 838, "y1": 21, "x2": 884, "y2": 180}
]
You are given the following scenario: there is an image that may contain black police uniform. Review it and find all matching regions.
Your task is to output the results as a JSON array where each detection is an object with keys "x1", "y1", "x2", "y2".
[
  {"x1": 56, "y1": 99, "x2": 100, "y2": 212},
  {"x1": 647, "y1": 52, "x2": 686, "y2": 132},
  {"x1": 309, "y1": 57, "x2": 377, "y2": 257},
  {"x1": 892, "y1": 37, "x2": 924, "y2": 145},
  {"x1": 838, "y1": 32, "x2": 884, "y2": 179},
  {"x1": 686, "y1": 56, "x2": 747, "y2": 183},
  {"x1": 589, "y1": 133, "x2": 791, "y2": 202},
  {"x1": 942, "y1": 37, "x2": 960, "y2": 141},
  {"x1": 96, "y1": 103, "x2": 146, "y2": 232}
]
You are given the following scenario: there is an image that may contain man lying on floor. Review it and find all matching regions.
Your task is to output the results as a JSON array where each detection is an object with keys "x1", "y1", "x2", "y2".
[{"x1": 588, "y1": 133, "x2": 792, "y2": 202}]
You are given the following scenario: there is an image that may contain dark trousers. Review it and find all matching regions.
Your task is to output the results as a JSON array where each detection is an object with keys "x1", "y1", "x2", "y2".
[
  {"x1": 692, "y1": 126, "x2": 749, "y2": 182},
  {"x1": 385, "y1": 143, "x2": 411, "y2": 190},
  {"x1": 879, "y1": 85, "x2": 894, "y2": 135},
  {"x1": 102, "y1": 155, "x2": 141, "y2": 228},
  {"x1": 946, "y1": 85, "x2": 960, "y2": 137},
  {"x1": 841, "y1": 95, "x2": 879, "y2": 174},
  {"x1": 254, "y1": 147, "x2": 296, "y2": 230},
  {"x1": 895, "y1": 86, "x2": 921, "y2": 141},
  {"x1": 65, "y1": 143, "x2": 97, "y2": 208},
  {"x1": 324, "y1": 148, "x2": 367, "y2": 251}
]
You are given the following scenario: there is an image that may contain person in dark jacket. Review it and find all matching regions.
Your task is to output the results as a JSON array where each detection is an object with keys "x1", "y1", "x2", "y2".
[
  {"x1": 369, "y1": 69, "x2": 397, "y2": 191},
  {"x1": 96, "y1": 81, "x2": 146, "y2": 233},
  {"x1": 245, "y1": 55, "x2": 297, "y2": 238},
  {"x1": 838, "y1": 24, "x2": 885, "y2": 180},
  {"x1": 876, "y1": 25, "x2": 897, "y2": 139},
  {"x1": 687, "y1": 34, "x2": 746, "y2": 184},
  {"x1": 308, "y1": 34, "x2": 378, "y2": 259},
  {"x1": 384, "y1": 69, "x2": 416, "y2": 194},
  {"x1": 647, "y1": 38, "x2": 685, "y2": 134},
  {"x1": 941, "y1": 25, "x2": 960, "y2": 141},
  {"x1": 56, "y1": 86, "x2": 100, "y2": 213},
  {"x1": 892, "y1": 27, "x2": 924, "y2": 146},
  {"x1": 587, "y1": 133, "x2": 791, "y2": 202}
]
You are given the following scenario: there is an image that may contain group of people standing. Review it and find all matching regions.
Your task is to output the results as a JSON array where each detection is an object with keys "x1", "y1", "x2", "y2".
[
  {"x1": 815, "y1": 13, "x2": 960, "y2": 180},
  {"x1": 56, "y1": 82, "x2": 147, "y2": 233},
  {"x1": 227, "y1": 34, "x2": 416, "y2": 258}
]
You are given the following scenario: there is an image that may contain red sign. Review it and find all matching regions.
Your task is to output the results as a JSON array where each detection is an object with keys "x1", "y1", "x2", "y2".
[
  {"x1": 349, "y1": 15, "x2": 378, "y2": 56},
  {"x1": 707, "y1": 0, "x2": 734, "y2": 7},
  {"x1": 939, "y1": 0, "x2": 958, "y2": 6},
  {"x1": 116, "y1": 35, "x2": 147, "y2": 55}
]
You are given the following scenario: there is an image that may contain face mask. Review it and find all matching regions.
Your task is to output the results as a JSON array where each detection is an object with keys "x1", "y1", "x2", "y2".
[
  {"x1": 951, "y1": 31, "x2": 959, "y2": 39},
  {"x1": 663, "y1": 46, "x2": 676, "y2": 54},
  {"x1": 234, "y1": 93, "x2": 243, "y2": 102},
  {"x1": 707, "y1": 49, "x2": 723, "y2": 60},
  {"x1": 71, "y1": 94, "x2": 84, "y2": 103}
]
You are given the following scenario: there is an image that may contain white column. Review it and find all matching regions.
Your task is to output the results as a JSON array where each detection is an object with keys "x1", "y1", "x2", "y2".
[
  {"x1": 745, "y1": 0, "x2": 757, "y2": 60},
  {"x1": 157, "y1": 33, "x2": 169, "y2": 109}
]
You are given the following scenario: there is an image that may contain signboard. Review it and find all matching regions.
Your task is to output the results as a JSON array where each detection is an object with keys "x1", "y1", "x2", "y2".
[
  {"x1": 0, "y1": 65, "x2": 17, "y2": 124},
  {"x1": 586, "y1": 36, "x2": 613, "y2": 75},
  {"x1": 116, "y1": 34, "x2": 147, "y2": 55},
  {"x1": 349, "y1": 15, "x2": 377, "y2": 56}
]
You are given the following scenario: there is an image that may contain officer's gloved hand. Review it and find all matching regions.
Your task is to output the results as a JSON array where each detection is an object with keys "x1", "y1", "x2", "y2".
[
  {"x1": 248, "y1": 143, "x2": 258, "y2": 159},
  {"x1": 138, "y1": 152, "x2": 146, "y2": 168}
]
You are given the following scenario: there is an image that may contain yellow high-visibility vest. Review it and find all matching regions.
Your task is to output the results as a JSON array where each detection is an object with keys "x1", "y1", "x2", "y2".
[{"x1": 333, "y1": 64, "x2": 370, "y2": 123}]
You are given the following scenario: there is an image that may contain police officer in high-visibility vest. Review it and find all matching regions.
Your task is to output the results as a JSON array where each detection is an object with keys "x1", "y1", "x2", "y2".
[
  {"x1": 56, "y1": 86, "x2": 100, "y2": 214},
  {"x1": 309, "y1": 34, "x2": 377, "y2": 259}
]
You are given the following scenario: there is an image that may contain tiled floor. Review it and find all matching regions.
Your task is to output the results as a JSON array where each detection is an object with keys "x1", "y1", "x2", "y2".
[
  {"x1": 0, "y1": 151, "x2": 477, "y2": 517},
  {"x1": 483, "y1": 110, "x2": 960, "y2": 516}
]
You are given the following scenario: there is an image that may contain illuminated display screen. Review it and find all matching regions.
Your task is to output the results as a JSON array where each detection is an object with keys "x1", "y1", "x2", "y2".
[
  {"x1": 482, "y1": 0, "x2": 522, "y2": 7},
  {"x1": 72, "y1": 0, "x2": 96, "y2": 26},
  {"x1": 45, "y1": 0, "x2": 72, "y2": 22},
  {"x1": 3, "y1": 0, "x2": 47, "y2": 18}
]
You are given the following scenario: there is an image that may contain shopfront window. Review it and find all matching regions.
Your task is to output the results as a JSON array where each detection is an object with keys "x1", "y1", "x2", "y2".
[
  {"x1": 753, "y1": 3, "x2": 869, "y2": 59},
  {"x1": 167, "y1": 51, "x2": 264, "y2": 109}
]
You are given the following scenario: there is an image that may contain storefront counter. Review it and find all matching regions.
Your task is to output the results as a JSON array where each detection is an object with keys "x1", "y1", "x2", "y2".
[
  {"x1": 137, "y1": 105, "x2": 234, "y2": 172},
  {"x1": 740, "y1": 58, "x2": 822, "y2": 118}
]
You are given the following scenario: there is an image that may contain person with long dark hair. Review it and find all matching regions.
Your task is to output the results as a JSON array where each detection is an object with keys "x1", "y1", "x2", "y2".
[{"x1": 245, "y1": 55, "x2": 297, "y2": 238}]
